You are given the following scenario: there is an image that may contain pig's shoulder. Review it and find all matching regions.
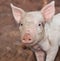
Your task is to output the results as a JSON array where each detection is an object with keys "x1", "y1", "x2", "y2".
[
  {"x1": 52, "y1": 13, "x2": 60, "y2": 26},
  {"x1": 54, "y1": 13, "x2": 60, "y2": 19}
]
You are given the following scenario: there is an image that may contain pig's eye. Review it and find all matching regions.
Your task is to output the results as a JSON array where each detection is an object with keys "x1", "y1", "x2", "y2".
[
  {"x1": 20, "y1": 24, "x2": 23, "y2": 26},
  {"x1": 38, "y1": 24, "x2": 41, "y2": 26},
  {"x1": 19, "y1": 23, "x2": 23, "y2": 26}
]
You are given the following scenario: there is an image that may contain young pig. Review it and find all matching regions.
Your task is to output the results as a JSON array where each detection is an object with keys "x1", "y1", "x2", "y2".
[{"x1": 10, "y1": 1, "x2": 60, "y2": 61}]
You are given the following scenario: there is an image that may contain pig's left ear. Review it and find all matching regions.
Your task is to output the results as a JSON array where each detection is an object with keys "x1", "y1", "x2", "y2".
[
  {"x1": 10, "y1": 3, "x2": 25, "y2": 23},
  {"x1": 41, "y1": 1, "x2": 55, "y2": 22}
]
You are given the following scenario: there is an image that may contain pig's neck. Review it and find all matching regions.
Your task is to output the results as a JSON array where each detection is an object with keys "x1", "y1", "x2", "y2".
[
  {"x1": 38, "y1": 22, "x2": 52, "y2": 51},
  {"x1": 30, "y1": 41, "x2": 45, "y2": 52},
  {"x1": 44, "y1": 20, "x2": 53, "y2": 40},
  {"x1": 30, "y1": 37, "x2": 46, "y2": 52}
]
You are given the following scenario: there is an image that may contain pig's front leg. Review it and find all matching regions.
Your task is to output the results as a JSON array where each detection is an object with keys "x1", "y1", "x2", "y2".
[
  {"x1": 46, "y1": 45, "x2": 59, "y2": 61},
  {"x1": 35, "y1": 51, "x2": 45, "y2": 61}
]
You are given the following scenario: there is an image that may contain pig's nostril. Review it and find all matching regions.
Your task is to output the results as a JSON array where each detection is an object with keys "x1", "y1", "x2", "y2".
[
  {"x1": 23, "y1": 39, "x2": 25, "y2": 40},
  {"x1": 29, "y1": 39, "x2": 31, "y2": 40},
  {"x1": 23, "y1": 38, "x2": 31, "y2": 41}
]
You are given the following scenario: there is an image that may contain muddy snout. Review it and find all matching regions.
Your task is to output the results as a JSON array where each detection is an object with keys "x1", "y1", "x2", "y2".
[{"x1": 22, "y1": 33, "x2": 33, "y2": 43}]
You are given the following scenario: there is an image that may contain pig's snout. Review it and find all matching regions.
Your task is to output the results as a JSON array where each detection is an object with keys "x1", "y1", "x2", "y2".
[{"x1": 22, "y1": 33, "x2": 32, "y2": 43}]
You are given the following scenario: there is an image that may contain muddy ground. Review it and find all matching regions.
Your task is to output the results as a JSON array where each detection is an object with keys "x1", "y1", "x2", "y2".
[{"x1": 0, "y1": 0, "x2": 60, "y2": 61}]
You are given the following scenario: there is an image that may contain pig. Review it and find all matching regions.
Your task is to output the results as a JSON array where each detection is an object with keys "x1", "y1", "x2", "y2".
[{"x1": 10, "y1": 1, "x2": 60, "y2": 61}]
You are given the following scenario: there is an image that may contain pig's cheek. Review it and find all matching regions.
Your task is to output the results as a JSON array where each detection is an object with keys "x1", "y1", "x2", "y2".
[
  {"x1": 32, "y1": 31, "x2": 37, "y2": 40},
  {"x1": 19, "y1": 27, "x2": 24, "y2": 34},
  {"x1": 19, "y1": 27, "x2": 24, "y2": 39},
  {"x1": 35, "y1": 28, "x2": 44, "y2": 41}
]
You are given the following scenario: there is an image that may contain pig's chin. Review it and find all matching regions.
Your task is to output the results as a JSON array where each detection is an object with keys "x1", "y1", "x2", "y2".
[{"x1": 21, "y1": 40, "x2": 34, "y2": 45}]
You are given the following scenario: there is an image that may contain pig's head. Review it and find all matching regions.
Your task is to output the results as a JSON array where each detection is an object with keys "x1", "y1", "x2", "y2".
[{"x1": 10, "y1": 1, "x2": 55, "y2": 46}]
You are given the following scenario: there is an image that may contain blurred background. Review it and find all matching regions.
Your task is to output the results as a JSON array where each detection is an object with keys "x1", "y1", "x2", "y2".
[{"x1": 0, "y1": 0, "x2": 60, "y2": 61}]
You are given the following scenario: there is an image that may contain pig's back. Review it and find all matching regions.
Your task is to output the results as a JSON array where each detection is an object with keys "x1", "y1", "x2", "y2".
[
  {"x1": 45, "y1": 14, "x2": 60, "y2": 45},
  {"x1": 52, "y1": 13, "x2": 60, "y2": 27},
  {"x1": 52, "y1": 13, "x2": 60, "y2": 44},
  {"x1": 51, "y1": 13, "x2": 60, "y2": 43}
]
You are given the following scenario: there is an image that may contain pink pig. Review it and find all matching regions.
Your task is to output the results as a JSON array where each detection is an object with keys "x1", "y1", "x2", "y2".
[{"x1": 10, "y1": 1, "x2": 60, "y2": 61}]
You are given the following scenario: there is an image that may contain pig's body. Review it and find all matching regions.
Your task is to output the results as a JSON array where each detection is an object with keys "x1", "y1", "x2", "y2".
[
  {"x1": 41, "y1": 13, "x2": 60, "y2": 51},
  {"x1": 45, "y1": 13, "x2": 60, "y2": 47},
  {"x1": 11, "y1": 1, "x2": 60, "y2": 61},
  {"x1": 39, "y1": 13, "x2": 60, "y2": 61}
]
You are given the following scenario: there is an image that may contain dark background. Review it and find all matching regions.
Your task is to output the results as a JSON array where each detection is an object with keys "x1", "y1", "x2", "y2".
[{"x1": 0, "y1": 0, "x2": 60, "y2": 61}]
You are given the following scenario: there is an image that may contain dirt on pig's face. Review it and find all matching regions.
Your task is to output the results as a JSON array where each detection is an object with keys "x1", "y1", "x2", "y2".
[{"x1": 19, "y1": 12, "x2": 45, "y2": 46}]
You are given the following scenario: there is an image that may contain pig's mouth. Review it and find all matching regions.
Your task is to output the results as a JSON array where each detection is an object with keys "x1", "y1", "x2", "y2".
[
  {"x1": 21, "y1": 33, "x2": 44, "y2": 46},
  {"x1": 21, "y1": 39, "x2": 34, "y2": 45},
  {"x1": 21, "y1": 37, "x2": 34, "y2": 44},
  {"x1": 21, "y1": 33, "x2": 35, "y2": 45},
  {"x1": 21, "y1": 38, "x2": 35, "y2": 46},
  {"x1": 21, "y1": 39, "x2": 41, "y2": 47}
]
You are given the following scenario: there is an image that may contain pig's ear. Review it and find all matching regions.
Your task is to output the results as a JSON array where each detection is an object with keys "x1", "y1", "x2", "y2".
[
  {"x1": 10, "y1": 3, "x2": 25, "y2": 23},
  {"x1": 41, "y1": 1, "x2": 55, "y2": 22}
]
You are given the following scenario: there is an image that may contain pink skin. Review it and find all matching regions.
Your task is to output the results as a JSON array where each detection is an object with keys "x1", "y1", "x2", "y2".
[
  {"x1": 11, "y1": 1, "x2": 60, "y2": 61},
  {"x1": 17, "y1": 11, "x2": 45, "y2": 45},
  {"x1": 22, "y1": 33, "x2": 32, "y2": 43},
  {"x1": 10, "y1": 1, "x2": 55, "y2": 45}
]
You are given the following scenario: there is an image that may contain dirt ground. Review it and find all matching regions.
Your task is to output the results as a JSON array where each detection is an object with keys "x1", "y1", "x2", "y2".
[{"x1": 0, "y1": 0, "x2": 60, "y2": 61}]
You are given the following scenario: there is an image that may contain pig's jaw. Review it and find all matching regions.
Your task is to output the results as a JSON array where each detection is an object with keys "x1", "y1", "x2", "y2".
[
  {"x1": 20, "y1": 31, "x2": 45, "y2": 46},
  {"x1": 22, "y1": 40, "x2": 34, "y2": 44}
]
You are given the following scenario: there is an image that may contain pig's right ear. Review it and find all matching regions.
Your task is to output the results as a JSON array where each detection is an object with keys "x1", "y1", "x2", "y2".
[
  {"x1": 10, "y1": 4, "x2": 25, "y2": 23},
  {"x1": 41, "y1": 1, "x2": 55, "y2": 22}
]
